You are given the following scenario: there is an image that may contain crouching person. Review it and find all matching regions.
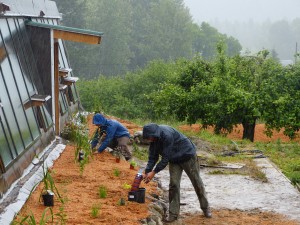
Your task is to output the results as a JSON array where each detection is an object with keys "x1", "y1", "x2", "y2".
[
  {"x1": 91, "y1": 113, "x2": 132, "y2": 161},
  {"x1": 142, "y1": 123, "x2": 212, "y2": 222}
]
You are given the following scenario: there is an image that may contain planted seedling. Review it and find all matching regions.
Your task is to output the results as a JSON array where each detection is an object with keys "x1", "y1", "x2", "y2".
[
  {"x1": 12, "y1": 207, "x2": 54, "y2": 224},
  {"x1": 117, "y1": 198, "x2": 126, "y2": 206},
  {"x1": 122, "y1": 183, "x2": 131, "y2": 190},
  {"x1": 98, "y1": 185, "x2": 107, "y2": 198},
  {"x1": 91, "y1": 204, "x2": 101, "y2": 218},
  {"x1": 113, "y1": 168, "x2": 120, "y2": 177},
  {"x1": 130, "y1": 160, "x2": 137, "y2": 169},
  {"x1": 39, "y1": 162, "x2": 63, "y2": 206}
]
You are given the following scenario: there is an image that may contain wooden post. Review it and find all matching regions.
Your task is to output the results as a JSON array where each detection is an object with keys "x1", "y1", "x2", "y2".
[{"x1": 54, "y1": 40, "x2": 60, "y2": 136}]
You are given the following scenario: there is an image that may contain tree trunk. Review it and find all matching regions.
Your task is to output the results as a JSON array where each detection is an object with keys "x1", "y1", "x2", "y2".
[{"x1": 242, "y1": 120, "x2": 256, "y2": 142}]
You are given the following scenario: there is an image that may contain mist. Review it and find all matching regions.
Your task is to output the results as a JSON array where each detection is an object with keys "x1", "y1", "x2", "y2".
[
  {"x1": 183, "y1": 0, "x2": 300, "y2": 23},
  {"x1": 183, "y1": 0, "x2": 300, "y2": 61}
]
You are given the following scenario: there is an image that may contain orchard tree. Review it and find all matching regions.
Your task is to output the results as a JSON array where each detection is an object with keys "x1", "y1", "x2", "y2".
[
  {"x1": 261, "y1": 62, "x2": 300, "y2": 139},
  {"x1": 151, "y1": 44, "x2": 284, "y2": 142}
]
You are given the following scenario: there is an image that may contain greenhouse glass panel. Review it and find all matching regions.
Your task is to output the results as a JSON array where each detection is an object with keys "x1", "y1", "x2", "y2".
[
  {"x1": 0, "y1": 69, "x2": 19, "y2": 158},
  {"x1": 59, "y1": 91, "x2": 67, "y2": 114},
  {"x1": 5, "y1": 19, "x2": 33, "y2": 148},
  {"x1": 0, "y1": 107, "x2": 13, "y2": 167},
  {"x1": 0, "y1": 19, "x2": 27, "y2": 153}
]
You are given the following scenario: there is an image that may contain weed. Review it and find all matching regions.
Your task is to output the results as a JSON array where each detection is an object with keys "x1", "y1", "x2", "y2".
[
  {"x1": 246, "y1": 160, "x2": 268, "y2": 183},
  {"x1": 208, "y1": 169, "x2": 245, "y2": 175}
]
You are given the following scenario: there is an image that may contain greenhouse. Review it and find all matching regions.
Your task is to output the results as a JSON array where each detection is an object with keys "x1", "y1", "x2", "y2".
[{"x1": 0, "y1": 0, "x2": 102, "y2": 197}]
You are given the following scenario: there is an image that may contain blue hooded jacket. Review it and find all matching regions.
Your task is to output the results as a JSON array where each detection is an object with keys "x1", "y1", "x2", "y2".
[
  {"x1": 143, "y1": 123, "x2": 196, "y2": 174},
  {"x1": 92, "y1": 113, "x2": 130, "y2": 152}
]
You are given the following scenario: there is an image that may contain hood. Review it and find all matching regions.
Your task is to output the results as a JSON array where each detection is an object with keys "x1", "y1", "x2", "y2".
[
  {"x1": 142, "y1": 123, "x2": 160, "y2": 139},
  {"x1": 92, "y1": 113, "x2": 107, "y2": 125}
]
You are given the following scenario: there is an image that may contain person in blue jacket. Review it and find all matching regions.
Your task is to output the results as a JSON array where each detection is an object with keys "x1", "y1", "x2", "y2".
[
  {"x1": 142, "y1": 123, "x2": 211, "y2": 222},
  {"x1": 91, "y1": 113, "x2": 132, "y2": 161}
]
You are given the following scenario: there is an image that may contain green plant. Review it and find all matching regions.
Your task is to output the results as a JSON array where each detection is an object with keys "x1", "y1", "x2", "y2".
[
  {"x1": 132, "y1": 144, "x2": 148, "y2": 161},
  {"x1": 91, "y1": 204, "x2": 101, "y2": 218},
  {"x1": 130, "y1": 160, "x2": 137, "y2": 167},
  {"x1": 40, "y1": 162, "x2": 63, "y2": 203},
  {"x1": 55, "y1": 206, "x2": 67, "y2": 225},
  {"x1": 246, "y1": 160, "x2": 268, "y2": 183},
  {"x1": 98, "y1": 185, "x2": 107, "y2": 198},
  {"x1": 122, "y1": 183, "x2": 132, "y2": 190},
  {"x1": 12, "y1": 207, "x2": 54, "y2": 225},
  {"x1": 113, "y1": 168, "x2": 120, "y2": 177},
  {"x1": 117, "y1": 198, "x2": 126, "y2": 206}
]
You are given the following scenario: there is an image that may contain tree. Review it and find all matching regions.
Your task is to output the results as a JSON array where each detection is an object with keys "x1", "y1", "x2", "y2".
[
  {"x1": 151, "y1": 44, "x2": 284, "y2": 142},
  {"x1": 261, "y1": 62, "x2": 300, "y2": 139}
]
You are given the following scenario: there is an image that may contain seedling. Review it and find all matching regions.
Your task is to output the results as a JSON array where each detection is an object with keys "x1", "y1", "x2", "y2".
[
  {"x1": 98, "y1": 185, "x2": 107, "y2": 198},
  {"x1": 39, "y1": 162, "x2": 64, "y2": 204},
  {"x1": 130, "y1": 160, "x2": 137, "y2": 167},
  {"x1": 122, "y1": 183, "x2": 132, "y2": 190},
  {"x1": 113, "y1": 168, "x2": 120, "y2": 177},
  {"x1": 91, "y1": 204, "x2": 101, "y2": 218},
  {"x1": 12, "y1": 207, "x2": 54, "y2": 224},
  {"x1": 117, "y1": 198, "x2": 126, "y2": 206}
]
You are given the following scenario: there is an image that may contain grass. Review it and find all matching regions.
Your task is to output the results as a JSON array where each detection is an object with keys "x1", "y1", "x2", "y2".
[
  {"x1": 132, "y1": 143, "x2": 148, "y2": 161},
  {"x1": 255, "y1": 140, "x2": 300, "y2": 185},
  {"x1": 130, "y1": 119, "x2": 299, "y2": 186},
  {"x1": 176, "y1": 123, "x2": 298, "y2": 185}
]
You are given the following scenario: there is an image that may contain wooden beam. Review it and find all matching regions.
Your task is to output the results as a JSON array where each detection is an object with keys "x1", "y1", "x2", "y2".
[
  {"x1": 54, "y1": 40, "x2": 60, "y2": 136},
  {"x1": 54, "y1": 30, "x2": 102, "y2": 45}
]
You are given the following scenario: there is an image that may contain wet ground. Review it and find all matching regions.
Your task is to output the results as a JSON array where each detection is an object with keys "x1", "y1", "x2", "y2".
[{"x1": 154, "y1": 156, "x2": 300, "y2": 223}]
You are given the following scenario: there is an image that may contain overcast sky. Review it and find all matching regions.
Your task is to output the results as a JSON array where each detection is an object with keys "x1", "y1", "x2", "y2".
[{"x1": 183, "y1": 0, "x2": 300, "y2": 23}]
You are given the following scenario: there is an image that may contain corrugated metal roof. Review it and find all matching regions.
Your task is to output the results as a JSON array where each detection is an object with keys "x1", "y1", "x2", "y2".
[{"x1": 0, "y1": 0, "x2": 60, "y2": 18}]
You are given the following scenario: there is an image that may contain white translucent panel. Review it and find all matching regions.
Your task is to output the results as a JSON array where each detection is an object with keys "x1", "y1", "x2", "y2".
[{"x1": 0, "y1": 108, "x2": 14, "y2": 166}]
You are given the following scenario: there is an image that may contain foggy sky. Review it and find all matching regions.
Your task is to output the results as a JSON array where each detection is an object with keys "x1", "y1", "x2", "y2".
[{"x1": 183, "y1": 0, "x2": 300, "y2": 23}]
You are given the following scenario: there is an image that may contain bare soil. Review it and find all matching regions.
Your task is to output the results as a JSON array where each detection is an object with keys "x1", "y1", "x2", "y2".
[{"x1": 14, "y1": 116, "x2": 300, "y2": 225}]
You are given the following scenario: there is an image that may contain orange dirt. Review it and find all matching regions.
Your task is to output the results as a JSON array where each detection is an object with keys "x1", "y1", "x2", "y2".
[
  {"x1": 13, "y1": 116, "x2": 299, "y2": 225},
  {"x1": 179, "y1": 124, "x2": 300, "y2": 143}
]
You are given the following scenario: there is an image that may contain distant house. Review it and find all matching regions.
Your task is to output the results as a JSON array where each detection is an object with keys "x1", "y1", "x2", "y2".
[{"x1": 0, "y1": 0, "x2": 103, "y2": 197}]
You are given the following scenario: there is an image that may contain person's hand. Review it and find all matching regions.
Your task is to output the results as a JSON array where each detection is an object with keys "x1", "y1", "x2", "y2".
[
  {"x1": 143, "y1": 171, "x2": 156, "y2": 184},
  {"x1": 93, "y1": 151, "x2": 99, "y2": 155}
]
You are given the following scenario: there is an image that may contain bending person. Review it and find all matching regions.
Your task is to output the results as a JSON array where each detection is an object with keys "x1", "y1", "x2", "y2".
[{"x1": 91, "y1": 113, "x2": 132, "y2": 161}]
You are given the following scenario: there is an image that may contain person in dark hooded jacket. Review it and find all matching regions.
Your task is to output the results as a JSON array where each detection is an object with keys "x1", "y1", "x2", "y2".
[
  {"x1": 91, "y1": 113, "x2": 132, "y2": 161},
  {"x1": 142, "y1": 123, "x2": 211, "y2": 222}
]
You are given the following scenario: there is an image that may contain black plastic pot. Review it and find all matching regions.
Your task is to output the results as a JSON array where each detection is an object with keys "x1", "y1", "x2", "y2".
[
  {"x1": 42, "y1": 193, "x2": 54, "y2": 206},
  {"x1": 128, "y1": 187, "x2": 146, "y2": 203}
]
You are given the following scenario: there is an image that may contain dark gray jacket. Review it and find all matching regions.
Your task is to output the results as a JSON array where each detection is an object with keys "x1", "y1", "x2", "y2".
[{"x1": 143, "y1": 123, "x2": 196, "y2": 174}]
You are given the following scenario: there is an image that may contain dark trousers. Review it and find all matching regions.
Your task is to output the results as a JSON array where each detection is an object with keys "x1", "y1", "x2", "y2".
[{"x1": 168, "y1": 154, "x2": 209, "y2": 218}]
